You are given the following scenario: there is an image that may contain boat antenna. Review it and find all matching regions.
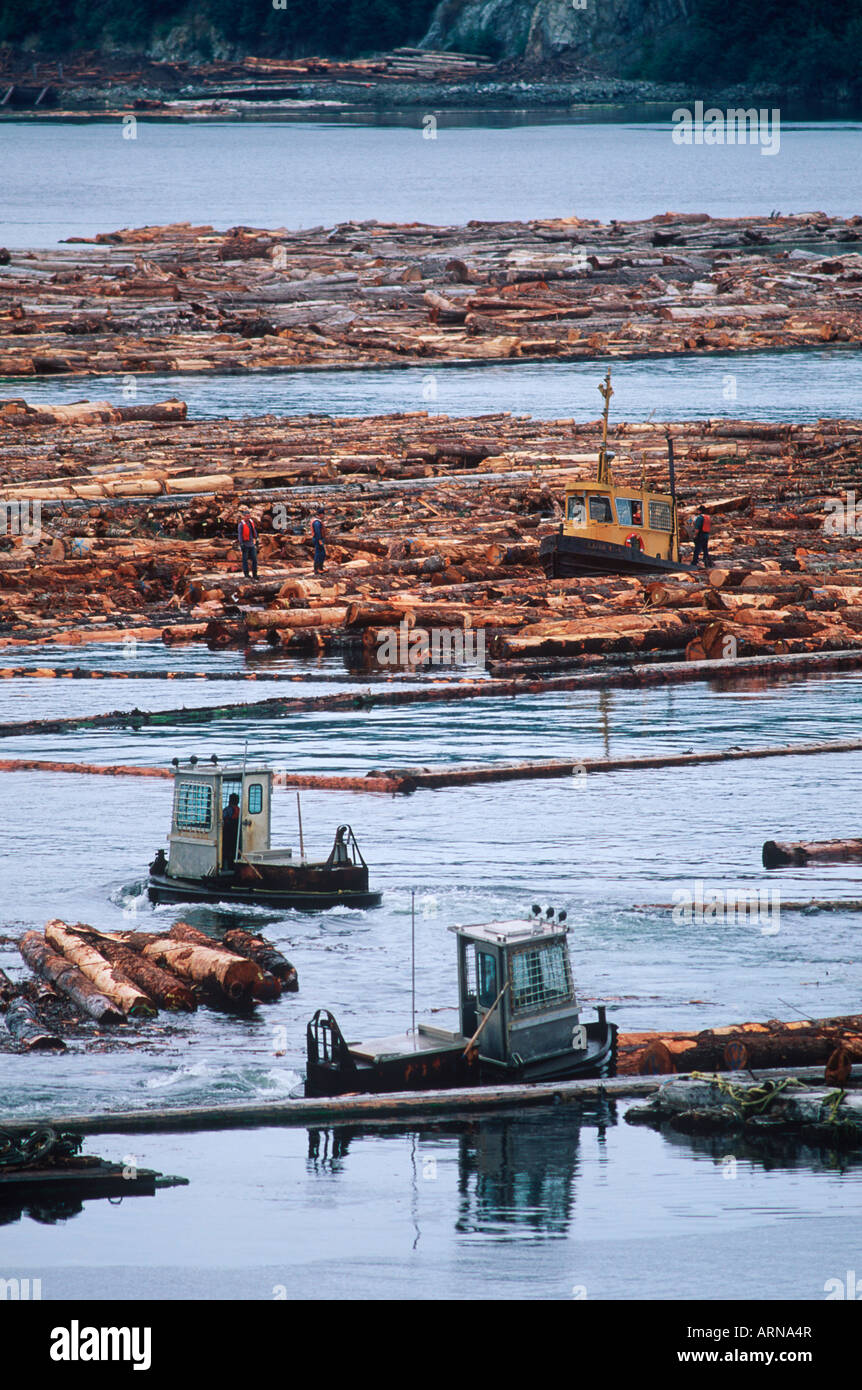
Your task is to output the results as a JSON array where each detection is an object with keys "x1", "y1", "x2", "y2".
[
  {"x1": 237, "y1": 739, "x2": 248, "y2": 861},
  {"x1": 411, "y1": 889, "x2": 416, "y2": 1037},
  {"x1": 296, "y1": 791, "x2": 305, "y2": 861},
  {"x1": 597, "y1": 368, "x2": 614, "y2": 486},
  {"x1": 666, "y1": 433, "x2": 678, "y2": 560}
]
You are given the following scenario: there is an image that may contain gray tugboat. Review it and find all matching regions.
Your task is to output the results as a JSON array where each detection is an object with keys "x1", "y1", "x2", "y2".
[
  {"x1": 305, "y1": 909, "x2": 616, "y2": 1096},
  {"x1": 148, "y1": 756, "x2": 382, "y2": 910}
]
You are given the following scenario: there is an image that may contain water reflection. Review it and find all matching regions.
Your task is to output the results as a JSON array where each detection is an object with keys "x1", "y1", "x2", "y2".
[
  {"x1": 657, "y1": 1119, "x2": 862, "y2": 1176},
  {"x1": 308, "y1": 1101, "x2": 616, "y2": 1239}
]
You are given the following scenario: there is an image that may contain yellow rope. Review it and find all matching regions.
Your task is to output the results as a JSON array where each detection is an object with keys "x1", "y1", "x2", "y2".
[{"x1": 690, "y1": 1072, "x2": 799, "y2": 1114}]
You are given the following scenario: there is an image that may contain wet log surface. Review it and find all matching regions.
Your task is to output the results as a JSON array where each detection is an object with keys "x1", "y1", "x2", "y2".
[{"x1": 1, "y1": 214, "x2": 861, "y2": 379}]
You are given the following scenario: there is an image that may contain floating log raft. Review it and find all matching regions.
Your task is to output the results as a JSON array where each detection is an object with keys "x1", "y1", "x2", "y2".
[
  {"x1": 762, "y1": 837, "x2": 862, "y2": 868},
  {"x1": 1, "y1": 390, "x2": 861, "y2": 672},
  {"x1": 0, "y1": 213, "x2": 860, "y2": 379},
  {"x1": 18, "y1": 932, "x2": 123, "y2": 1024}
]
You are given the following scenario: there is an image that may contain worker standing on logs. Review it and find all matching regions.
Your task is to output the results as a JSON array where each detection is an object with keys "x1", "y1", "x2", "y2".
[
  {"x1": 237, "y1": 510, "x2": 259, "y2": 579},
  {"x1": 691, "y1": 506, "x2": 712, "y2": 567},
  {"x1": 311, "y1": 508, "x2": 327, "y2": 574}
]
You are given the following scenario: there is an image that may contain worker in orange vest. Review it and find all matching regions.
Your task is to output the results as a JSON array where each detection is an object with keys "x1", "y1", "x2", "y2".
[
  {"x1": 692, "y1": 508, "x2": 711, "y2": 568},
  {"x1": 237, "y1": 510, "x2": 258, "y2": 578}
]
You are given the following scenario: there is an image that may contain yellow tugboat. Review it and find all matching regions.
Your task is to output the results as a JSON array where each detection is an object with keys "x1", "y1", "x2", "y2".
[{"x1": 540, "y1": 370, "x2": 691, "y2": 578}]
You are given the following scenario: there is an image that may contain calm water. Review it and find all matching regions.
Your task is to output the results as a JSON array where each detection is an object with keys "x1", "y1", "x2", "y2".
[
  {"x1": 2, "y1": 120, "x2": 861, "y2": 246},
  {"x1": 3, "y1": 668, "x2": 862, "y2": 1122},
  {"x1": 2, "y1": 1108, "x2": 861, "y2": 1300},
  {"x1": 3, "y1": 112, "x2": 861, "y2": 1300},
  {"x1": 6, "y1": 348, "x2": 862, "y2": 423}
]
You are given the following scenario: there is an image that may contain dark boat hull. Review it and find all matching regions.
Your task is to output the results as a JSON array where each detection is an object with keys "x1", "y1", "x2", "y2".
[
  {"x1": 305, "y1": 1019, "x2": 617, "y2": 1097},
  {"x1": 541, "y1": 533, "x2": 694, "y2": 579},
  {"x1": 148, "y1": 871, "x2": 382, "y2": 911}
]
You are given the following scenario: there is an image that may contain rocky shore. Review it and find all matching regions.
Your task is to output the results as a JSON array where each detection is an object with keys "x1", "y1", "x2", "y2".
[{"x1": 0, "y1": 47, "x2": 803, "y2": 120}]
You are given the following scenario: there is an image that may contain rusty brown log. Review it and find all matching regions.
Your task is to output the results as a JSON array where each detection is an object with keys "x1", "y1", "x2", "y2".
[
  {"x1": 75, "y1": 929, "x2": 197, "y2": 1011},
  {"x1": 762, "y1": 837, "x2": 862, "y2": 869},
  {"x1": 222, "y1": 928, "x2": 298, "y2": 991},
  {"x1": 166, "y1": 923, "x2": 278, "y2": 1000}
]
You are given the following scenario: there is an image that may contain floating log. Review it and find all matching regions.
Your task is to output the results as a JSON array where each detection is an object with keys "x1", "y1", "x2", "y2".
[
  {"x1": 144, "y1": 932, "x2": 261, "y2": 1004},
  {"x1": 223, "y1": 928, "x2": 298, "y2": 991},
  {"x1": 168, "y1": 922, "x2": 279, "y2": 1000},
  {"x1": 45, "y1": 921, "x2": 157, "y2": 1018},
  {"x1": 763, "y1": 837, "x2": 862, "y2": 868},
  {"x1": 0, "y1": 1066, "x2": 836, "y2": 1139},
  {"x1": 620, "y1": 1012, "x2": 862, "y2": 1075},
  {"x1": 19, "y1": 932, "x2": 123, "y2": 1024},
  {"x1": 75, "y1": 929, "x2": 196, "y2": 1012},
  {"x1": 4, "y1": 996, "x2": 66, "y2": 1051}
]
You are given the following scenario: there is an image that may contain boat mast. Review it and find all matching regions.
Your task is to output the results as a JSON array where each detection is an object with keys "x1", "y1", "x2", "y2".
[{"x1": 597, "y1": 368, "x2": 614, "y2": 486}]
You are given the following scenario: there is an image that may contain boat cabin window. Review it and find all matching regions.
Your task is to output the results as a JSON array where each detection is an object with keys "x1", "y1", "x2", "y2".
[
  {"x1": 566, "y1": 493, "x2": 587, "y2": 525},
  {"x1": 248, "y1": 783, "x2": 263, "y2": 814},
  {"x1": 588, "y1": 494, "x2": 613, "y2": 523},
  {"x1": 221, "y1": 778, "x2": 242, "y2": 811},
  {"x1": 615, "y1": 498, "x2": 643, "y2": 526},
  {"x1": 476, "y1": 951, "x2": 498, "y2": 1009},
  {"x1": 648, "y1": 500, "x2": 673, "y2": 531},
  {"x1": 509, "y1": 943, "x2": 572, "y2": 1014},
  {"x1": 176, "y1": 781, "x2": 213, "y2": 832}
]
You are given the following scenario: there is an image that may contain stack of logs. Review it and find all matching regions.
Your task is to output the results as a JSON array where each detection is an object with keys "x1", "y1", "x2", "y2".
[
  {"x1": 0, "y1": 399, "x2": 860, "y2": 667},
  {"x1": 1, "y1": 214, "x2": 861, "y2": 377},
  {"x1": 618, "y1": 1013, "x2": 862, "y2": 1076},
  {"x1": 4, "y1": 919, "x2": 298, "y2": 1048}
]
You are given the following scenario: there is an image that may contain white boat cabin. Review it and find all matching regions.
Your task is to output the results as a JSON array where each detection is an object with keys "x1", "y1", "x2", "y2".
[{"x1": 164, "y1": 757, "x2": 284, "y2": 880}]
